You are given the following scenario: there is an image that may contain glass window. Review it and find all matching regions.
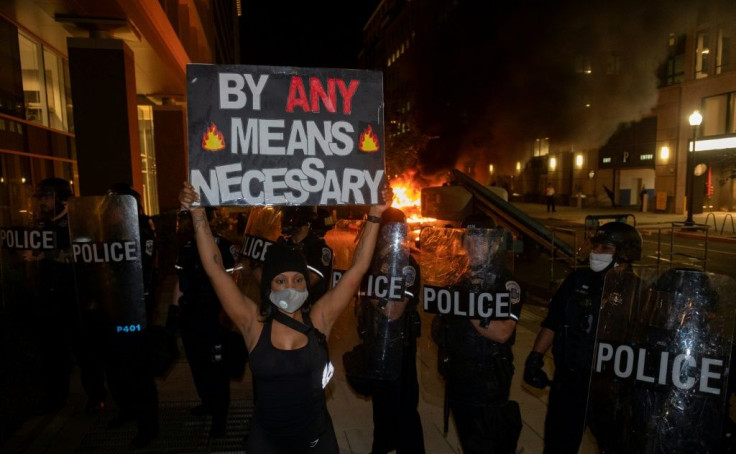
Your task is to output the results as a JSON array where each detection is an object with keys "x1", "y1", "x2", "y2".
[
  {"x1": 729, "y1": 94, "x2": 736, "y2": 134},
  {"x1": 137, "y1": 106, "x2": 159, "y2": 215},
  {"x1": 43, "y1": 49, "x2": 67, "y2": 131},
  {"x1": 695, "y1": 31, "x2": 710, "y2": 79},
  {"x1": 716, "y1": 26, "x2": 733, "y2": 75},
  {"x1": 62, "y1": 60, "x2": 73, "y2": 133},
  {"x1": 0, "y1": 17, "x2": 24, "y2": 118},
  {"x1": 18, "y1": 32, "x2": 47, "y2": 126},
  {"x1": 703, "y1": 94, "x2": 728, "y2": 136},
  {"x1": 659, "y1": 33, "x2": 685, "y2": 87},
  {"x1": 0, "y1": 153, "x2": 34, "y2": 226}
]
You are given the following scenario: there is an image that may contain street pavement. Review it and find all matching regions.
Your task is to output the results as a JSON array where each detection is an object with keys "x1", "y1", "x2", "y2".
[{"x1": 5, "y1": 202, "x2": 736, "y2": 453}]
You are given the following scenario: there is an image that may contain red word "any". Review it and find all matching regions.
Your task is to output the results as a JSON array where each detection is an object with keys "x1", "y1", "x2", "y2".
[{"x1": 286, "y1": 77, "x2": 360, "y2": 114}]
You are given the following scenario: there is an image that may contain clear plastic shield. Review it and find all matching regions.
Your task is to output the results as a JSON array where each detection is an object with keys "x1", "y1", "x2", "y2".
[
  {"x1": 235, "y1": 206, "x2": 282, "y2": 300},
  {"x1": 0, "y1": 191, "x2": 74, "y2": 315},
  {"x1": 68, "y1": 195, "x2": 146, "y2": 332},
  {"x1": 589, "y1": 267, "x2": 736, "y2": 453},
  {"x1": 355, "y1": 222, "x2": 413, "y2": 380},
  {"x1": 421, "y1": 226, "x2": 514, "y2": 318},
  {"x1": 323, "y1": 219, "x2": 362, "y2": 287}
]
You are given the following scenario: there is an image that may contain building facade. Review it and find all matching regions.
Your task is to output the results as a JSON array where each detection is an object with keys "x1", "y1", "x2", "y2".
[
  {"x1": 655, "y1": 8, "x2": 736, "y2": 214},
  {"x1": 0, "y1": 0, "x2": 240, "y2": 225}
]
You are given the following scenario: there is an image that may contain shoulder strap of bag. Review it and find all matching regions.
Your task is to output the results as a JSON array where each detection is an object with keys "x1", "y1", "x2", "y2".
[{"x1": 272, "y1": 310, "x2": 312, "y2": 335}]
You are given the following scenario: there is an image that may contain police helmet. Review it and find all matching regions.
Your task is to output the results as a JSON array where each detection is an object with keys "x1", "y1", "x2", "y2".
[
  {"x1": 107, "y1": 182, "x2": 142, "y2": 212},
  {"x1": 35, "y1": 177, "x2": 72, "y2": 202},
  {"x1": 381, "y1": 207, "x2": 406, "y2": 225},
  {"x1": 590, "y1": 222, "x2": 642, "y2": 263},
  {"x1": 281, "y1": 206, "x2": 317, "y2": 229}
]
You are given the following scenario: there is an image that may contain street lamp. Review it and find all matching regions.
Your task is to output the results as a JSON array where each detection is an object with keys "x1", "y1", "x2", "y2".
[{"x1": 685, "y1": 110, "x2": 703, "y2": 225}]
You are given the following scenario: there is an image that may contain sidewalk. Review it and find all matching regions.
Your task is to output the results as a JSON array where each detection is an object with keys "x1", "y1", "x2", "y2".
[
  {"x1": 3, "y1": 303, "x2": 553, "y2": 454},
  {"x1": 512, "y1": 201, "x2": 736, "y2": 242}
]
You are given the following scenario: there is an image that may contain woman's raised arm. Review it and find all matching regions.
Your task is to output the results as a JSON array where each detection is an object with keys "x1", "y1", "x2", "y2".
[
  {"x1": 179, "y1": 182, "x2": 256, "y2": 334},
  {"x1": 314, "y1": 187, "x2": 393, "y2": 333}
]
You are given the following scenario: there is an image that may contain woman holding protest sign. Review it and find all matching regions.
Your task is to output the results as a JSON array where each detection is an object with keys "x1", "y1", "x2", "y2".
[{"x1": 178, "y1": 181, "x2": 392, "y2": 453}]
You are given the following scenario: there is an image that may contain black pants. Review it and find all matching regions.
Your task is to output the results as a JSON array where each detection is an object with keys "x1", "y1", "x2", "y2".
[
  {"x1": 75, "y1": 310, "x2": 107, "y2": 404},
  {"x1": 34, "y1": 314, "x2": 72, "y2": 410},
  {"x1": 246, "y1": 411, "x2": 339, "y2": 453},
  {"x1": 370, "y1": 342, "x2": 425, "y2": 454},
  {"x1": 449, "y1": 400, "x2": 521, "y2": 454},
  {"x1": 543, "y1": 369, "x2": 589, "y2": 454},
  {"x1": 105, "y1": 330, "x2": 159, "y2": 436},
  {"x1": 546, "y1": 196, "x2": 556, "y2": 212},
  {"x1": 180, "y1": 314, "x2": 230, "y2": 426}
]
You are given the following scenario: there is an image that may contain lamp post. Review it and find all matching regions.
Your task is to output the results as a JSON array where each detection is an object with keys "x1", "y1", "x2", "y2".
[{"x1": 685, "y1": 110, "x2": 703, "y2": 225}]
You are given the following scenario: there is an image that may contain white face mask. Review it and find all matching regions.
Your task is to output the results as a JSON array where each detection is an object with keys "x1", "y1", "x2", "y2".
[
  {"x1": 589, "y1": 252, "x2": 614, "y2": 272},
  {"x1": 270, "y1": 288, "x2": 309, "y2": 313}
]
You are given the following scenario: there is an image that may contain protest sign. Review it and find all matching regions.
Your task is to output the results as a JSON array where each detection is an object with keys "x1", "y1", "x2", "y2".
[{"x1": 187, "y1": 64, "x2": 385, "y2": 206}]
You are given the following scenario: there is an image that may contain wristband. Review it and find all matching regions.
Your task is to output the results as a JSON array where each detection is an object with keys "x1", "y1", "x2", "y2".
[{"x1": 366, "y1": 215, "x2": 381, "y2": 224}]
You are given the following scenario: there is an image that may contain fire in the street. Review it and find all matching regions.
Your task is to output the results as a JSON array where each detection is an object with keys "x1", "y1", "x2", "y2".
[{"x1": 390, "y1": 175, "x2": 436, "y2": 224}]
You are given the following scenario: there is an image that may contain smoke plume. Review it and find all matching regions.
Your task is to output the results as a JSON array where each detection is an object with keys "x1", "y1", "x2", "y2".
[{"x1": 410, "y1": 0, "x2": 726, "y2": 180}]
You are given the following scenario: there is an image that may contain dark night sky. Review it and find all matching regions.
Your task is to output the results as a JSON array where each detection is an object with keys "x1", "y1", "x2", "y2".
[{"x1": 239, "y1": 1, "x2": 380, "y2": 68}]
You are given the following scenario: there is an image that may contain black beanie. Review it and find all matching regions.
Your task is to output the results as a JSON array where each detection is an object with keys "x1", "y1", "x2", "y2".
[{"x1": 261, "y1": 243, "x2": 309, "y2": 294}]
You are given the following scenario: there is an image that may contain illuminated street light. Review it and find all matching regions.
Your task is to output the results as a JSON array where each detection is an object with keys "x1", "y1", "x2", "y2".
[{"x1": 685, "y1": 110, "x2": 703, "y2": 225}]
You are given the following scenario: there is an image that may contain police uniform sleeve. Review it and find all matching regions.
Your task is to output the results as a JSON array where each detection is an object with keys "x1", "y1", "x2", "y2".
[
  {"x1": 540, "y1": 271, "x2": 577, "y2": 331},
  {"x1": 303, "y1": 235, "x2": 333, "y2": 284},
  {"x1": 215, "y1": 236, "x2": 237, "y2": 272}
]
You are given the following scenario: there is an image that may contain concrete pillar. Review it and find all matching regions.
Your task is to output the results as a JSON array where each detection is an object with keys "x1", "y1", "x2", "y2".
[
  {"x1": 152, "y1": 105, "x2": 187, "y2": 214},
  {"x1": 67, "y1": 38, "x2": 142, "y2": 196}
]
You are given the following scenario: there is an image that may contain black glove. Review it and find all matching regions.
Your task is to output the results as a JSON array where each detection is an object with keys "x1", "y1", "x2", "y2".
[
  {"x1": 166, "y1": 304, "x2": 181, "y2": 334},
  {"x1": 524, "y1": 351, "x2": 551, "y2": 389}
]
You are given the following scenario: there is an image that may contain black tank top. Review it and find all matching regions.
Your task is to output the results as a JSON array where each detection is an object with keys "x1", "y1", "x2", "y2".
[{"x1": 249, "y1": 313, "x2": 329, "y2": 439}]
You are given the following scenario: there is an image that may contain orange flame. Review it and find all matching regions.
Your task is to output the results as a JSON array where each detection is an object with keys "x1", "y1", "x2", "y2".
[
  {"x1": 202, "y1": 123, "x2": 226, "y2": 151},
  {"x1": 358, "y1": 125, "x2": 380, "y2": 152},
  {"x1": 390, "y1": 174, "x2": 436, "y2": 224}
]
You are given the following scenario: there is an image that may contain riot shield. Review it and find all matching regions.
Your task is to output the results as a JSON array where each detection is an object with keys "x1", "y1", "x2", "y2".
[
  {"x1": 1, "y1": 190, "x2": 75, "y2": 316},
  {"x1": 323, "y1": 218, "x2": 361, "y2": 287},
  {"x1": 68, "y1": 195, "x2": 146, "y2": 332},
  {"x1": 235, "y1": 206, "x2": 282, "y2": 301},
  {"x1": 589, "y1": 267, "x2": 736, "y2": 453},
  {"x1": 0, "y1": 188, "x2": 79, "y2": 419},
  {"x1": 348, "y1": 222, "x2": 412, "y2": 380},
  {"x1": 421, "y1": 226, "x2": 517, "y2": 320}
]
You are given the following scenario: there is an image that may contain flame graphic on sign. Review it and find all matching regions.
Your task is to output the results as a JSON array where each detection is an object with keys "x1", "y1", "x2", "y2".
[
  {"x1": 202, "y1": 123, "x2": 226, "y2": 151},
  {"x1": 358, "y1": 125, "x2": 379, "y2": 152}
]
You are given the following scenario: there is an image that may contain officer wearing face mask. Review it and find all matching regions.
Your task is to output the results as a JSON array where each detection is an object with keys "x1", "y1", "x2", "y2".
[{"x1": 523, "y1": 221, "x2": 642, "y2": 454}]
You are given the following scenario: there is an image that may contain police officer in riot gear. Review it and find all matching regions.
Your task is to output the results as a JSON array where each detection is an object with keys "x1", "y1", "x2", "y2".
[
  {"x1": 103, "y1": 183, "x2": 159, "y2": 448},
  {"x1": 279, "y1": 206, "x2": 333, "y2": 306},
  {"x1": 171, "y1": 207, "x2": 237, "y2": 438},
  {"x1": 524, "y1": 221, "x2": 642, "y2": 454},
  {"x1": 28, "y1": 177, "x2": 76, "y2": 413},
  {"x1": 361, "y1": 207, "x2": 425, "y2": 454},
  {"x1": 431, "y1": 213, "x2": 523, "y2": 454}
]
